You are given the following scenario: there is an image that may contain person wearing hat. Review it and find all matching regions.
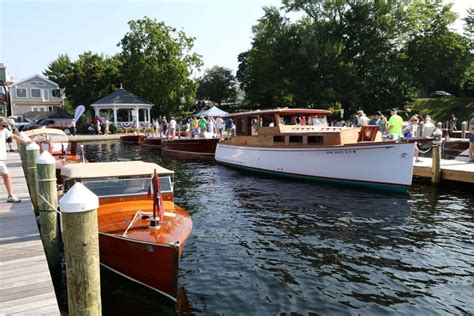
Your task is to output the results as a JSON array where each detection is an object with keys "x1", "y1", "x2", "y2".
[
  {"x1": 0, "y1": 116, "x2": 31, "y2": 203},
  {"x1": 357, "y1": 110, "x2": 369, "y2": 126},
  {"x1": 387, "y1": 109, "x2": 403, "y2": 140}
]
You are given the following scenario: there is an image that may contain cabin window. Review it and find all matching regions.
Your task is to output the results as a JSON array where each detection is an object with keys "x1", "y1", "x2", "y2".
[
  {"x1": 261, "y1": 115, "x2": 275, "y2": 127},
  {"x1": 309, "y1": 115, "x2": 328, "y2": 126},
  {"x1": 16, "y1": 88, "x2": 27, "y2": 98},
  {"x1": 308, "y1": 135, "x2": 323, "y2": 144},
  {"x1": 273, "y1": 136, "x2": 285, "y2": 143},
  {"x1": 289, "y1": 136, "x2": 303, "y2": 143},
  {"x1": 77, "y1": 176, "x2": 173, "y2": 198},
  {"x1": 31, "y1": 88, "x2": 41, "y2": 98},
  {"x1": 236, "y1": 117, "x2": 253, "y2": 136}
]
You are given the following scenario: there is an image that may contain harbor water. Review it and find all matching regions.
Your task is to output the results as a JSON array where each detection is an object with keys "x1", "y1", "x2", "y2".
[{"x1": 82, "y1": 141, "x2": 473, "y2": 315}]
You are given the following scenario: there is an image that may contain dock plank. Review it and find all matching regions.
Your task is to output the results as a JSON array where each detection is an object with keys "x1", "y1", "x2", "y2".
[
  {"x1": 0, "y1": 147, "x2": 60, "y2": 315},
  {"x1": 413, "y1": 157, "x2": 474, "y2": 183}
]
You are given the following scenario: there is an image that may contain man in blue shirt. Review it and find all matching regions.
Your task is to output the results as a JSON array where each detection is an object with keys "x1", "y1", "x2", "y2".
[{"x1": 225, "y1": 118, "x2": 233, "y2": 139}]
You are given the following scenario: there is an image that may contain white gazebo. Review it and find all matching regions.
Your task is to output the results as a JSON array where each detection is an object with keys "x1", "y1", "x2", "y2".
[{"x1": 91, "y1": 87, "x2": 153, "y2": 128}]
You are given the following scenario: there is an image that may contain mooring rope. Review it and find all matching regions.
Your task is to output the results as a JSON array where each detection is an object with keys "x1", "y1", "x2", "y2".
[{"x1": 37, "y1": 193, "x2": 61, "y2": 214}]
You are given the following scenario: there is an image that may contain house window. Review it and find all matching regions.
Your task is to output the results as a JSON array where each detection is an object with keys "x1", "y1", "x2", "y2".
[
  {"x1": 51, "y1": 89, "x2": 61, "y2": 98},
  {"x1": 31, "y1": 88, "x2": 41, "y2": 98},
  {"x1": 16, "y1": 88, "x2": 27, "y2": 98},
  {"x1": 32, "y1": 106, "x2": 46, "y2": 112}
]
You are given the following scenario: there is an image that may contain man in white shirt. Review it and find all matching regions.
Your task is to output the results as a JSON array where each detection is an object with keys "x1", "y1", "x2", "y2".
[
  {"x1": 169, "y1": 117, "x2": 177, "y2": 139},
  {"x1": 215, "y1": 116, "x2": 224, "y2": 138},
  {"x1": 357, "y1": 110, "x2": 369, "y2": 126},
  {"x1": 0, "y1": 117, "x2": 30, "y2": 203}
]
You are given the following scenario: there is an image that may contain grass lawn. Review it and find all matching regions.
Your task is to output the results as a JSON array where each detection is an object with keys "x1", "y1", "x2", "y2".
[{"x1": 407, "y1": 98, "x2": 474, "y2": 124}]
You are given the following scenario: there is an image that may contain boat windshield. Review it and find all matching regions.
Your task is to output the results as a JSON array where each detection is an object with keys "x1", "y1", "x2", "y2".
[
  {"x1": 280, "y1": 115, "x2": 328, "y2": 126},
  {"x1": 78, "y1": 176, "x2": 173, "y2": 198}
]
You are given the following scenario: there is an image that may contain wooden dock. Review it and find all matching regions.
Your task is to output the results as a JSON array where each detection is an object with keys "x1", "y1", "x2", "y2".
[
  {"x1": 0, "y1": 148, "x2": 60, "y2": 315},
  {"x1": 413, "y1": 157, "x2": 474, "y2": 183}
]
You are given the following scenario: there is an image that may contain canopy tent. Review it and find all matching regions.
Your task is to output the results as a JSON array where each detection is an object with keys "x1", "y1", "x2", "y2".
[{"x1": 193, "y1": 106, "x2": 228, "y2": 117}]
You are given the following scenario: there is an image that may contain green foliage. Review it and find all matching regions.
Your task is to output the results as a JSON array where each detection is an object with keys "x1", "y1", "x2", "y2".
[
  {"x1": 118, "y1": 17, "x2": 202, "y2": 117},
  {"x1": 76, "y1": 111, "x2": 92, "y2": 134},
  {"x1": 238, "y1": 0, "x2": 472, "y2": 117},
  {"x1": 463, "y1": 8, "x2": 474, "y2": 46},
  {"x1": 408, "y1": 98, "x2": 474, "y2": 123},
  {"x1": 44, "y1": 52, "x2": 122, "y2": 114},
  {"x1": 109, "y1": 124, "x2": 117, "y2": 134},
  {"x1": 196, "y1": 66, "x2": 237, "y2": 105},
  {"x1": 43, "y1": 54, "x2": 73, "y2": 88},
  {"x1": 62, "y1": 98, "x2": 75, "y2": 115},
  {"x1": 461, "y1": 60, "x2": 474, "y2": 97}
]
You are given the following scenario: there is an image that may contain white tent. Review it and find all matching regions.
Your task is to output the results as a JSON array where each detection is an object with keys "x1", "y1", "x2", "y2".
[{"x1": 193, "y1": 106, "x2": 228, "y2": 117}]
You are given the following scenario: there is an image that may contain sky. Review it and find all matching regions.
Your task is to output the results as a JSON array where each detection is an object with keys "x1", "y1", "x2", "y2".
[{"x1": 0, "y1": 0, "x2": 471, "y2": 82}]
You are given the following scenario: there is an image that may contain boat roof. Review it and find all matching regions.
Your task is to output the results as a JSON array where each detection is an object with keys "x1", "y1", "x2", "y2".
[
  {"x1": 224, "y1": 108, "x2": 332, "y2": 118},
  {"x1": 24, "y1": 128, "x2": 67, "y2": 138},
  {"x1": 61, "y1": 161, "x2": 173, "y2": 179}
]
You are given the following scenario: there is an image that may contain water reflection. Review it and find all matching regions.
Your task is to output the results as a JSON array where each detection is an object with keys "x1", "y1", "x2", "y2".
[{"x1": 83, "y1": 141, "x2": 473, "y2": 315}]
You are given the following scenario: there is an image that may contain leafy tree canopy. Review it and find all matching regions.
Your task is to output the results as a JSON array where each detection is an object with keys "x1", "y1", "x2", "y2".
[
  {"x1": 196, "y1": 66, "x2": 237, "y2": 106},
  {"x1": 118, "y1": 17, "x2": 202, "y2": 116}
]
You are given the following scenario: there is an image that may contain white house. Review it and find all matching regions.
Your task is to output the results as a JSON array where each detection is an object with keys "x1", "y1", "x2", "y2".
[{"x1": 9, "y1": 74, "x2": 64, "y2": 117}]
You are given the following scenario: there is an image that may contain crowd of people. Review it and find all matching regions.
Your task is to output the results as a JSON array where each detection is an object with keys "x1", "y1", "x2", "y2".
[{"x1": 151, "y1": 116, "x2": 235, "y2": 140}]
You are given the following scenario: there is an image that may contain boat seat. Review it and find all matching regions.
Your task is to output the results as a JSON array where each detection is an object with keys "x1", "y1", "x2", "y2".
[{"x1": 357, "y1": 125, "x2": 379, "y2": 142}]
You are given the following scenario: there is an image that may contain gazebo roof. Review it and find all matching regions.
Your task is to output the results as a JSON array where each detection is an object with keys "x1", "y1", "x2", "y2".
[{"x1": 91, "y1": 88, "x2": 153, "y2": 106}]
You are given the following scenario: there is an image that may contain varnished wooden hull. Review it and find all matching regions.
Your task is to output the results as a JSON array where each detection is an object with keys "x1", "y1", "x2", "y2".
[
  {"x1": 97, "y1": 200, "x2": 192, "y2": 301},
  {"x1": 143, "y1": 137, "x2": 162, "y2": 148},
  {"x1": 99, "y1": 233, "x2": 180, "y2": 301},
  {"x1": 120, "y1": 135, "x2": 146, "y2": 144},
  {"x1": 162, "y1": 138, "x2": 219, "y2": 156}
]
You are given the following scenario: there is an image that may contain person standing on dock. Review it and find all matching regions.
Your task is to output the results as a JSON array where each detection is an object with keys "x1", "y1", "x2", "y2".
[
  {"x1": 387, "y1": 109, "x2": 403, "y2": 140},
  {"x1": 0, "y1": 117, "x2": 29, "y2": 203},
  {"x1": 169, "y1": 117, "x2": 177, "y2": 139},
  {"x1": 357, "y1": 110, "x2": 369, "y2": 126}
]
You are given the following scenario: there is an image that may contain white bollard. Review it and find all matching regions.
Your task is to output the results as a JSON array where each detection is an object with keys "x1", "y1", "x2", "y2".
[{"x1": 59, "y1": 183, "x2": 101, "y2": 315}]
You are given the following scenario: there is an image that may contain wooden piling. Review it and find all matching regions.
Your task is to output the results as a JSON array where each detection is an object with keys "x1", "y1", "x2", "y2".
[
  {"x1": 36, "y1": 151, "x2": 60, "y2": 274},
  {"x1": 25, "y1": 142, "x2": 40, "y2": 214},
  {"x1": 431, "y1": 144, "x2": 441, "y2": 184},
  {"x1": 59, "y1": 183, "x2": 101, "y2": 316},
  {"x1": 461, "y1": 121, "x2": 467, "y2": 139}
]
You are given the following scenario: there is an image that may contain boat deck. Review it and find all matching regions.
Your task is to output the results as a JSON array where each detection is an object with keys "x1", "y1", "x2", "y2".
[
  {"x1": 413, "y1": 157, "x2": 474, "y2": 183},
  {"x1": 0, "y1": 148, "x2": 60, "y2": 315}
]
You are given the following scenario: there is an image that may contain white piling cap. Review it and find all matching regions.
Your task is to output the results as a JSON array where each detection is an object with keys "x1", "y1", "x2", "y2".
[
  {"x1": 59, "y1": 182, "x2": 99, "y2": 213},
  {"x1": 26, "y1": 142, "x2": 40, "y2": 151},
  {"x1": 36, "y1": 151, "x2": 56, "y2": 165}
]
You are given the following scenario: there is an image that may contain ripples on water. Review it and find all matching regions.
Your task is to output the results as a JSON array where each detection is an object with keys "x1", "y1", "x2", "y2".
[{"x1": 84, "y1": 141, "x2": 473, "y2": 315}]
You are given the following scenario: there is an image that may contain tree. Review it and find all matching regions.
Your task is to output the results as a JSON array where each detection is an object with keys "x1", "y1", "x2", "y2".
[
  {"x1": 463, "y1": 8, "x2": 474, "y2": 46},
  {"x1": 118, "y1": 17, "x2": 202, "y2": 116},
  {"x1": 197, "y1": 66, "x2": 237, "y2": 106},
  {"x1": 404, "y1": 3, "x2": 471, "y2": 95},
  {"x1": 43, "y1": 54, "x2": 73, "y2": 88},
  {"x1": 44, "y1": 52, "x2": 121, "y2": 113}
]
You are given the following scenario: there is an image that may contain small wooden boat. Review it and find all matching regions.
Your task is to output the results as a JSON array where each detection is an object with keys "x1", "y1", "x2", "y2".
[
  {"x1": 161, "y1": 137, "x2": 219, "y2": 156},
  {"x1": 24, "y1": 128, "x2": 83, "y2": 181},
  {"x1": 61, "y1": 161, "x2": 192, "y2": 301},
  {"x1": 215, "y1": 108, "x2": 416, "y2": 191},
  {"x1": 120, "y1": 134, "x2": 146, "y2": 144},
  {"x1": 143, "y1": 136, "x2": 162, "y2": 148}
]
